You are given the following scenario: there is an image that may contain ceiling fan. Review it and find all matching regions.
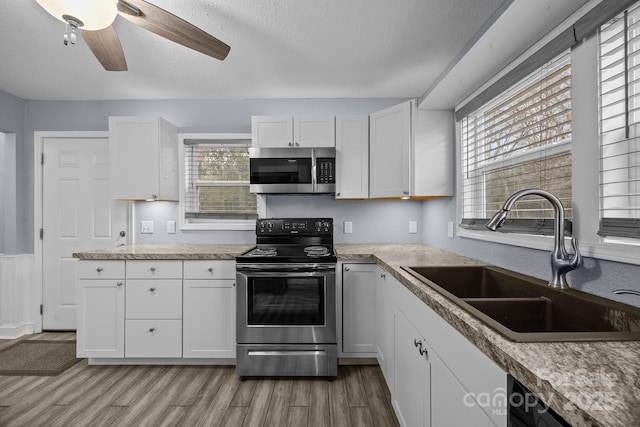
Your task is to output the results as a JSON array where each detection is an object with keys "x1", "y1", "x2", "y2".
[{"x1": 35, "y1": 0, "x2": 230, "y2": 71}]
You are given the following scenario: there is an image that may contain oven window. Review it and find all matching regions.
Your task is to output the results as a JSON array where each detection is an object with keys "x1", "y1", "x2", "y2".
[
  {"x1": 250, "y1": 158, "x2": 312, "y2": 184},
  {"x1": 247, "y1": 276, "x2": 325, "y2": 325}
]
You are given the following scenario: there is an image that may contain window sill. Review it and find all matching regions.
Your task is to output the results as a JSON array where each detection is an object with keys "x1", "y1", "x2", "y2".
[{"x1": 458, "y1": 228, "x2": 640, "y2": 267}]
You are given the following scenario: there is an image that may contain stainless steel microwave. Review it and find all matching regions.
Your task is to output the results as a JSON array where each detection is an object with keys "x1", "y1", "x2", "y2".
[{"x1": 249, "y1": 147, "x2": 336, "y2": 194}]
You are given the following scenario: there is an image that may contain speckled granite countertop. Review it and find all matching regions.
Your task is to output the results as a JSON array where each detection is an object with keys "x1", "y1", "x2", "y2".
[
  {"x1": 74, "y1": 243, "x2": 640, "y2": 426},
  {"x1": 337, "y1": 244, "x2": 640, "y2": 427},
  {"x1": 73, "y1": 243, "x2": 253, "y2": 260}
]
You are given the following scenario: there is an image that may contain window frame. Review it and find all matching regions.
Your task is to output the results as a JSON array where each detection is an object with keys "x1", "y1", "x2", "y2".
[
  {"x1": 457, "y1": 50, "x2": 573, "y2": 248},
  {"x1": 178, "y1": 133, "x2": 263, "y2": 231}
]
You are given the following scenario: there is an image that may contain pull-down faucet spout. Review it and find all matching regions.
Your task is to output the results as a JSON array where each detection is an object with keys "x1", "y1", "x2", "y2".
[{"x1": 485, "y1": 189, "x2": 582, "y2": 290}]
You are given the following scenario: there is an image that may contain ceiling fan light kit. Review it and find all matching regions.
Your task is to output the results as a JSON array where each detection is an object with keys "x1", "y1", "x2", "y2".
[
  {"x1": 36, "y1": 0, "x2": 118, "y2": 31},
  {"x1": 35, "y1": 0, "x2": 230, "y2": 72}
]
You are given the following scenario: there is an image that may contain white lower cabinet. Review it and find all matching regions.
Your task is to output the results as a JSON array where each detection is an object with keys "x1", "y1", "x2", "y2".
[
  {"x1": 381, "y1": 270, "x2": 506, "y2": 427},
  {"x1": 77, "y1": 261, "x2": 125, "y2": 358},
  {"x1": 77, "y1": 259, "x2": 236, "y2": 361},
  {"x1": 183, "y1": 260, "x2": 236, "y2": 358},
  {"x1": 393, "y1": 306, "x2": 430, "y2": 427},
  {"x1": 341, "y1": 263, "x2": 377, "y2": 354}
]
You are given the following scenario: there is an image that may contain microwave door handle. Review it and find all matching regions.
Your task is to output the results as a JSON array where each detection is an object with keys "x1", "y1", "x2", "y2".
[{"x1": 311, "y1": 148, "x2": 317, "y2": 192}]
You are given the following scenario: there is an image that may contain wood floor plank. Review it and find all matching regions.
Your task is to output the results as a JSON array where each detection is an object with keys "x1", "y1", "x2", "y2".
[
  {"x1": 344, "y1": 366, "x2": 368, "y2": 407},
  {"x1": 350, "y1": 406, "x2": 375, "y2": 427},
  {"x1": 242, "y1": 378, "x2": 275, "y2": 427},
  {"x1": 360, "y1": 365, "x2": 400, "y2": 427},
  {"x1": 0, "y1": 333, "x2": 400, "y2": 427},
  {"x1": 222, "y1": 406, "x2": 249, "y2": 427},
  {"x1": 329, "y1": 370, "x2": 351, "y2": 427},
  {"x1": 288, "y1": 406, "x2": 310, "y2": 427},
  {"x1": 111, "y1": 365, "x2": 183, "y2": 426},
  {"x1": 308, "y1": 379, "x2": 330, "y2": 427},
  {"x1": 290, "y1": 378, "x2": 312, "y2": 407},
  {"x1": 196, "y1": 367, "x2": 242, "y2": 426},
  {"x1": 230, "y1": 377, "x2": 258, "y2": 407},
  {"x1": 263, "y1": 378, "x2": 293, "y2": 426}
]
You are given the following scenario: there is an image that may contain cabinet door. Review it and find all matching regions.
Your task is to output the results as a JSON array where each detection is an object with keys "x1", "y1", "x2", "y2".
[
  {"x1": 393, "y1": 307, "x2": 430, "y2": 427},
  {"x1": 375, "y1": 267, "x2": 394, "y2": 387},
  {"x1": 109, "y1": 116, "x2": 177, "y2": 200},
  {"x1": 370, "y1": 101, "x2": 412, "y2": 198},
  {"x1": 342, "y1": 263, "x2": 377, "y2": 354},
  {"x1": 251, "y1": 116, "x2": 293, "y2": 147},
  {"x1": 77, "y1": 279, "x2": 125, "y2": 358},
  {"x1": 335, "y1": 115, "x2": 369, "y2": 199},
  {"x1": 294, "y1": 116, "x2": 335, "y2": 147},
  {"x1": 183, "y1": 279, "x2": 236, "y2": 358},
  {"x1": 431, "y1": 351, "x2": 495, "y2": 427}
]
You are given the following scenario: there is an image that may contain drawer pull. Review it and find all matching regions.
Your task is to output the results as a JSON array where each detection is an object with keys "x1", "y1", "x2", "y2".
[
  {"x1": 149, "y1": 328, "x2": 155, "y2": 333},
  {"x1": 150, "y1": 267, "x2": 156, "y2": 272},
  {"x1": 96, "y1": 267, "x2": 103, "y2": 272},
  {"x1": 149, "y1": 287, "x2": 156, "y2": 293},
  {"x1": 116, "y1": 281, "x2": 123, "y2": 287}
]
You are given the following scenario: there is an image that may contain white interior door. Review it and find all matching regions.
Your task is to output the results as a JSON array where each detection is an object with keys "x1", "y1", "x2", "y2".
[{"x1": 42, "y1": 137, "x2": 128, "y2": 330}]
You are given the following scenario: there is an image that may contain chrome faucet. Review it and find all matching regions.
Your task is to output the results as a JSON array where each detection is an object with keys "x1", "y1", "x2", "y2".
[{"x1": 485, "y1": 189, "x2": 582, "y2": 290}]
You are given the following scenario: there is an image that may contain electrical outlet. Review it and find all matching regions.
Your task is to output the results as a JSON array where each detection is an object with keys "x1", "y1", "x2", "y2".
[
  {"x1": 141, "y1": 220, "x2": 154, "y2": 234},
  {"x1": 409, "y1": 220, "x2": 418, "y2": 234},
  {"x1": 344, "y1": 221, "x2": 353, "y2": 234},
  {"x1": 167, "y1": 221, "x2": 176, "y2": 234}
]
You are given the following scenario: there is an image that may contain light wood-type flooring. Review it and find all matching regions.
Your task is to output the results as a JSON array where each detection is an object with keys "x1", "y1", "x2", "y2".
[{"x1": 0, "y1": 333, "x2": 400, "y2": 427}]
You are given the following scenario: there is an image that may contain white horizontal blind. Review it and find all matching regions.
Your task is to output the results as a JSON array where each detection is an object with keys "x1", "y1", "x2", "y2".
[
  {"x1": 184, "y1": 141, "x2": 257, "y2": 219},
  {"x1": 460, "y1": 50, "x2": 572, "y2": 233},
  {"x1": 599, "y1": 2, "x2": 640, "y2": 239}
]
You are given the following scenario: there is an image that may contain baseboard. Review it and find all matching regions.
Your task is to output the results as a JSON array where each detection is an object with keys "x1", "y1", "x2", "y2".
[{"x1": 0, "y1": 323, "x2": 35, "y2": 339}]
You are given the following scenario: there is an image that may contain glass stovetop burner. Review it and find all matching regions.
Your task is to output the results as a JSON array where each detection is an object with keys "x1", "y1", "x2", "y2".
[{"x1": 247, "y1": 247, "x2": 277, "y2": 257}]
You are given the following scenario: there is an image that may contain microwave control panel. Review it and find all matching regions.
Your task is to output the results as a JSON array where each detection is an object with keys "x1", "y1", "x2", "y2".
[{"x1": 316, "y1": 158, "x2": 335, "y2": 184}]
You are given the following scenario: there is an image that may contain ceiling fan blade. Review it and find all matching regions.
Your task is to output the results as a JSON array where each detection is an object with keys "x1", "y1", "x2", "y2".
[
  {"x1": 83, "y1": 26, "x2": 128, "y2": 71},
  {"x1": 117, "y1": 0, "x2": 230, "y2": 61}
]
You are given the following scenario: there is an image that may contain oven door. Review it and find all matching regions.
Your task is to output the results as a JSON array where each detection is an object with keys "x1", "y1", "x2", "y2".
[{"x1": 236, "y1": 264, "x2": 336, "y2": 344}]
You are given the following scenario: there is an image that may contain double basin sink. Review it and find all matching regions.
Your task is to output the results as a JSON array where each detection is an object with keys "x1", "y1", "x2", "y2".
[{"x1": 402, "y1": 265, "x2": 640, "y2": 342}]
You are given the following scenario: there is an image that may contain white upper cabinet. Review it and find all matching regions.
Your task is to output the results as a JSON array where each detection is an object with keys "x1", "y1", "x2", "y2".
[
  {"x1": 370, "y1": 101, "x2": 412, "y2": 198},
  {"x1": 252, "y1": 115, "x2": 335, "y2": 147},
  {"x1": 369, "y1": 100, "x2": 453, "y2": 199},
  {"x1": 335, "y1": 115, "x2": 369, "y2": 199},
  {"x1": 109, "y1": 116, "x2": 178, "y2": 201}
]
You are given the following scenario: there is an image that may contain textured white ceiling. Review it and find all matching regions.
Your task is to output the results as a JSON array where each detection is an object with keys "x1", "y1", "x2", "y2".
[{"x1": 0, "y1": 0, "x2": 505, "y2": 101}]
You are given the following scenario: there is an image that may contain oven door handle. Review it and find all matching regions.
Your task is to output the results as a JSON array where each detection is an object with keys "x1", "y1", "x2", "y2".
[
  {"x1": 236, "y1": 264, "x2": 336, "y2": 272},
  {"x1": 247, "y1": 350, "x2": 327, "y2": 357}
]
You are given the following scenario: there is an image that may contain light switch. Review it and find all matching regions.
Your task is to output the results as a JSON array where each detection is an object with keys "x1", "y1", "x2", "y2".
[
  {"x1": 167, "y1": 221, "x2": 176, "y2": 234},
  {"x1": 344, "y1": 221, "x2": 353, "y2": 234},
  {"x1": 409, "y1": 220, "x2": 418, "y2": 234},
  {"x1": 141, "y1": 221, "x2": 154, "y2": 234}
]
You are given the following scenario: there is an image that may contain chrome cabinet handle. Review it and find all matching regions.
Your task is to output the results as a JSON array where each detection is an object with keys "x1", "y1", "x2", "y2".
[
  {"x1": 208, "y1": 267, "x2": 214, "y2": 272},
  {"x1": 295, "y1": 142, "x2": 300, "y2": 146},
  {"x1": 403, "y1": 191, "x2": 409, "y2": 195},
  {"x1": 380, "y1": 273, "x2": 386, "y2": 279},
  {"x1": 149, "y1": 328, "x2": 155, "y2": 333},
  {"x1": 288, "y1": 142, "x2": 293, "y2": 146},
  {"x1": 414, "y1": 338, "x2": 421, "y2": 348},
  {"x1": 419, "y1": 346, "x2": 428, "y2": 357},
  {"x1": 344, "y1": 266, "x2": 350, "y2": 271},
  {"x1": 151, "y1": 194, "x2": 157, "y2": 199},
  {"x1": 150, "y1": 267, "x2": 156, "y2": 272},
  {"x1": 96, "y1": 267, "x2": 103, "y2": 272},
  {"x1": 116, "y1": 281, "x2": 123, "y2": 287},
  {"x1": 336, "y1": 192, "x2": 341, "y2": 196},
  {"x1": 149, "y1": 287, "x2": 156, "y2": 293}
]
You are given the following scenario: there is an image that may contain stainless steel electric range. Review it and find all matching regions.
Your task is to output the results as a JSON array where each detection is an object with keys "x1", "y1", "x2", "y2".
[{"x1": 235, "y1": 218, "x2": 337, "y2": 378}]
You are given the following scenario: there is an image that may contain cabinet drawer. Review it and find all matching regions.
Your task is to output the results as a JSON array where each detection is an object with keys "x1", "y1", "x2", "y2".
[
  {"x1": 126, "y1": 260, "x2": 182, "y2": 279},
  {"x1": 183, "y1": 260, "x2": 236, "y2": 279},
  {"x1": 78, "y1": 260, "x2": 125, "y2": 279},
  {"x1": 125, "y1": 320, "x2": 182, "y2": 357},
  {"x1": 126, "y1": 280, "x2": 182, "y2": 319}
]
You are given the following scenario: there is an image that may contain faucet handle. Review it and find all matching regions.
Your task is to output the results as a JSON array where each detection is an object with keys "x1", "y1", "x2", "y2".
[{"x1": 569, "y1": 237, "x2": 582, "y2": 268}]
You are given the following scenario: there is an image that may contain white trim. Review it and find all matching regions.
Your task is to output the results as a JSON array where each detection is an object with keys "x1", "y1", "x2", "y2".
[
  {"x1": 178, "y1": 132, "x2": 258, "y2": 231},
  {"x1": 34, "y1": 131, "x2": 110, "y2": 333}
]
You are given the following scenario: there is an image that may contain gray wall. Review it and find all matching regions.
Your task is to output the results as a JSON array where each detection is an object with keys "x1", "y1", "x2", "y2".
[{"x1": 0, "y1": 91, "x2": 25, "y2": 254}]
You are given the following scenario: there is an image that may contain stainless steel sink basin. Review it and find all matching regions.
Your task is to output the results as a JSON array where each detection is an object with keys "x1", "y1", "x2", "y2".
[{"x1": 402, "y1": 266, "x2": 640, "y2": 342}]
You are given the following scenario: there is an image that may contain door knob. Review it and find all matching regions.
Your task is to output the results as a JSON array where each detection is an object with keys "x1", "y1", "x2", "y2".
[{"x1": 120, "y1": 231, "x2": 126, "y2": 237}]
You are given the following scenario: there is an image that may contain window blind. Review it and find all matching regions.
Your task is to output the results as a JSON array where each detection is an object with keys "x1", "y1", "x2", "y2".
[
  {"x1": 183, "y1": 140, "x2": 257, "y2": 219},
  {"x1": 599, "y1": 3, "x2": 640, "y2": 239},
  {"x1": 460, "y1": 50, "x2": 573, "y2": 234}
]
